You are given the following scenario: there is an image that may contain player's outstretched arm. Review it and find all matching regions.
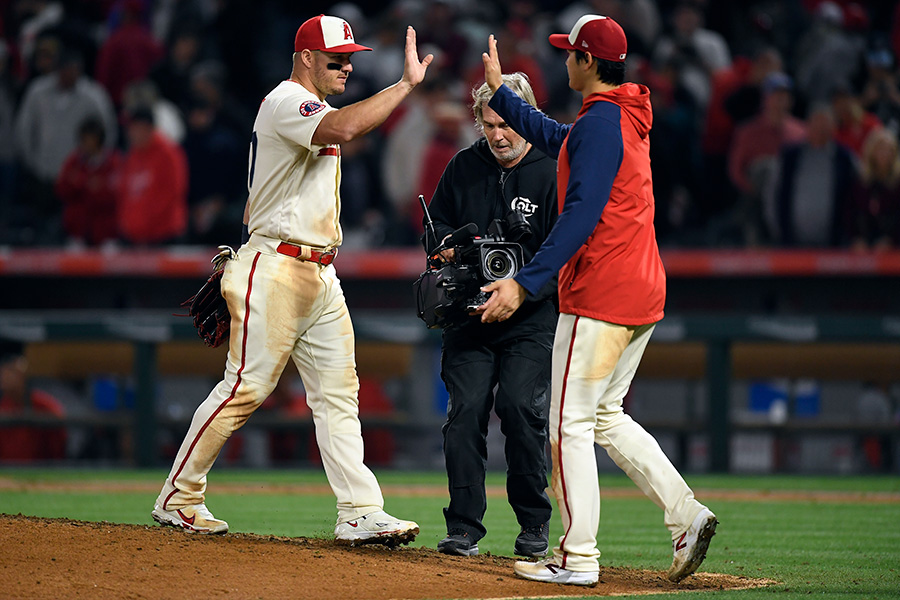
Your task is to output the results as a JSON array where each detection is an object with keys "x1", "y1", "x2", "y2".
[{"x1": 313, "y1": 26, "x2": 433, "y2": 145}]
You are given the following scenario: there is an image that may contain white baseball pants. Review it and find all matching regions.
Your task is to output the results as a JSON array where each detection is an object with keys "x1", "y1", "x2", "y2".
[
  {"x1": 549, "y1": 314, "x2": 705, "y2": 572},
  {"x1": 156, "y1": 234, "x2": 384, "y2": 523}
]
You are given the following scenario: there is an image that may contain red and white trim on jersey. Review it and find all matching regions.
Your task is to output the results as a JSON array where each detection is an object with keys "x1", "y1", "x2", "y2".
[
  {"x1": 163, "y1": 252, "x2": 262, "y2": 509},
  {"x1": 557, "y1": 315, "x2": 580, "y2": 569}
]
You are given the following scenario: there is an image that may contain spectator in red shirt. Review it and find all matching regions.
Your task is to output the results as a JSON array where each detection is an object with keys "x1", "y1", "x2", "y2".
[
  {"x1": 701, "y1": 47, "x2": 783, "y2": 221},
  {"x1": 0, "y1": 340, "x2": 66, "y2": 462},
  {"x1": 727, "y1": 72, "x2": 807, "y2": 245},
  {"x1": 831, "y1": 84, "x2": 883, "y2": 158},
  {"x1": 55, "y1": 117, "x2": 121, "y2": 245},
  {"x1": 118, "y1": 107, "x2": 188, "y2": 245},
  {"x1": 95, "y1": 0, "x2": 164, "y2": 107}
]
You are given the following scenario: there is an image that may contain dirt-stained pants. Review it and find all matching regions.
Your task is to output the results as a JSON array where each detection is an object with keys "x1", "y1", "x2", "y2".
[
  {"x1": 549, "y1": 314, "x2": 705, "y2": 572},
  {"x1": 157, "y1": 234, "x2": 383, "y2": 523}
]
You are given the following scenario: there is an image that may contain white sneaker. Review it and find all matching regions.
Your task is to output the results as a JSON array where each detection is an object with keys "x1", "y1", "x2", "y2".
[
  {"x1": 667, "y1": 507, "x2": 718, "y2": 582},
  {"x1": 513, "y1": 558, "x2": 599, "y2": 586},
  {"x1": 334, "y1": 510, "x2": 419, "y2": 547},
  {"x1": 151, "y1": 503, "x2": 229, "y2": 534}
]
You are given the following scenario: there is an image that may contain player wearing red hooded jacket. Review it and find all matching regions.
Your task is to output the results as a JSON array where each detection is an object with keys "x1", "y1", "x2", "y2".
[
  {"x1": 494, "y1": 80, "x2": 664, "y2": 324},
  {"x1": 479, "y1": 15, "x2": 717, "y2": 588}
]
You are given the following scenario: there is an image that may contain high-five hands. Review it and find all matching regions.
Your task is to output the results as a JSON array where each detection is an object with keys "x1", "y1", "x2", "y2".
[
  {"x1": 402, "y1": 26, "x2": 434, "y2": 89},
  {"x1": 482, "y1": 34, "x2": 503, "y2": 93}
]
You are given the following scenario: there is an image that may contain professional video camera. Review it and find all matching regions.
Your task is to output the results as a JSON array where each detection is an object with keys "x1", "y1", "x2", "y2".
[{"x1": 415, "y1": 195, "x2": 532, "y2": 329}]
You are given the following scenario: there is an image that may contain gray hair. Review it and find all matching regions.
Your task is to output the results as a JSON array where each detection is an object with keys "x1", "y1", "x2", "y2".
[{"x1": 471, "y1": 72, "x2": 537, "y2": 130}]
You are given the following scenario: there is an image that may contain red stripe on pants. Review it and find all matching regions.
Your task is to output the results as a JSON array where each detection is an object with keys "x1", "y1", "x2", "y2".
[
  {"x1": 557, "y1": 315, "x2": 579, "y2": 568},
  {"x1": 163, "y1": 252, "x2": 261, "y2": 509}
]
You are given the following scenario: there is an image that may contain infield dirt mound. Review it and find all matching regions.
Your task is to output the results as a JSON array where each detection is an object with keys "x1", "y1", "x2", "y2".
[{"x1": 0, "y1": 514, "x2": 772, "y2": 599}]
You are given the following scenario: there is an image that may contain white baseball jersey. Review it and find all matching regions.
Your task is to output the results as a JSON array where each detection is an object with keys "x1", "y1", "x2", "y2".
[
  {"x1": 156, "y1": 78, "x2": 389, "y2": 525},
  {"x1": 247, "y1": 80, "x2": 343, "y2": 249}
]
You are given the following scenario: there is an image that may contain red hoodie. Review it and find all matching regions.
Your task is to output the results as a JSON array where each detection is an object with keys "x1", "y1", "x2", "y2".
[
  {"x1": 55, "y1": 149, "x2": 121, "y2": 245},
  {"x1": 492, "y1": 82, "x2": 665, "y2": 325},
  {"x1": 118, "y1": 132, "x2": 188, "y2": 244}
]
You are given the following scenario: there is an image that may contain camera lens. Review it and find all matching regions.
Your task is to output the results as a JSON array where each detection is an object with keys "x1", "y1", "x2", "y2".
[
  {"x1": 505, "y1": 210, "x2": 532, "y2": 242},
  {"x1": 483, "y1": 248, "x2": 515, "y2": 280}
]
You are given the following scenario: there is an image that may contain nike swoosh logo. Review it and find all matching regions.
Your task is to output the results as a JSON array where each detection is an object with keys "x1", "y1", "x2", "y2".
[
  {"x1": 347, "y1": 521, "x2": 358, "y2": 528},
  {"x1": 177, "y1": 510, "x2": 195, "y2": 525},
  {"x1": 675, "y1": 533, "x2": 687, "y2": 552}
]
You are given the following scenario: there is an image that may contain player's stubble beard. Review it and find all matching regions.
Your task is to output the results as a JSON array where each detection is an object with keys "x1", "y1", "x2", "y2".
[{"x1": 314, "y1": 62, "x2": 348, "y2": 97}]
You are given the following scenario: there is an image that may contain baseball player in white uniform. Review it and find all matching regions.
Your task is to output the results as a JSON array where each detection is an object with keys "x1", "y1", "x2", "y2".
[
  {"x1": 152, "y1": 14, "x2": 433, "y2": 547},
  {"x1": 478, "y1": 19, "x2": 716, "y2": 585}
]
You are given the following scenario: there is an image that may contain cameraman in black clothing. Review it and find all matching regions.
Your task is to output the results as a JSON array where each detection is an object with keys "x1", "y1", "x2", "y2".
[{"x1": 424, "y1": 73, "x2": 558, "y2": 557}]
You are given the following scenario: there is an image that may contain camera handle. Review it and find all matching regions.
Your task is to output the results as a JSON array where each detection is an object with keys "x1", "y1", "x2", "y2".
[
  {"x1": 436, "y1": 223, "x2": 478, "y2": 251},
  {"x1": 429, "y1": 223, "x2": 478, "y2": 265}
]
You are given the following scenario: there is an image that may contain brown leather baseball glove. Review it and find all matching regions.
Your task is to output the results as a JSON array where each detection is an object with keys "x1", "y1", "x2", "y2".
[{"x1": 182, "y1": 246, "x2": 235, "y2": 348}]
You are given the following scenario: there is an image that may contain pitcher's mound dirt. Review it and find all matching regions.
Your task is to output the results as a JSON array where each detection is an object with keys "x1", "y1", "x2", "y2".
[{"x1": 0, "y1": 514, "x2": 772, "y2": 599}]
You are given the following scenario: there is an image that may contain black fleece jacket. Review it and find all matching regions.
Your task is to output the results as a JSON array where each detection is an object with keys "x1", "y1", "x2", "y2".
[{"x1": 422, "y1": 137, "x2": 559, "y2": 303}]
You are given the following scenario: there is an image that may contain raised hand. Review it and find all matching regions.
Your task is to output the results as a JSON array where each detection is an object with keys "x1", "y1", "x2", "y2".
[
  {"x1": 402, "y1": 26, "x2": 434, "y2": 88},
  {"x1": 482, "y1": 34, "x2": 503, "y2": 92}
]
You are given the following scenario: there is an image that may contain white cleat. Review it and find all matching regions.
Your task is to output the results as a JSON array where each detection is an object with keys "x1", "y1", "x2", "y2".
[
  {"x1": 334, "y1": 510, "x2": 419, "y2": 547},
  {"x1": 151, "y1": 503, "x2": 229, "y2": 534},
  {"x1": 667, "y1": 507, "x2": 718, "y2": 582},
  {"x1": 513, "y1": 558, "x2": 599, "y2": 586}
]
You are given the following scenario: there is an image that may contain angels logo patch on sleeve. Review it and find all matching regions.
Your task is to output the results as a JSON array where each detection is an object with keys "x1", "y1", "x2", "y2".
[{"x1": 299, "y1": 100, "x2": 326, "y2": 117}]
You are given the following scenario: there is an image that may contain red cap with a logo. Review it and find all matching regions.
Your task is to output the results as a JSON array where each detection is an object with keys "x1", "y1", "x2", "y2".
[
  {"x1": 294, "y1": 14, "x2": 372, "y2": 53},
  {"x1": 548, "y1": 15, "x2": 627, "y2": 62}
]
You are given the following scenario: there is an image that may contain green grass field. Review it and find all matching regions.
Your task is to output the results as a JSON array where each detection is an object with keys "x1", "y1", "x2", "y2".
[{"x1": 1, "y1": 469, "x2": 898, "y2": 599}]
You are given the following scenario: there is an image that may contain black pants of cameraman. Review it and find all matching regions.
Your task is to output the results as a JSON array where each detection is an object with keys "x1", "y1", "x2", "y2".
[{"x1": 439, "y1": 299, "x2": 556, "y2": 542}]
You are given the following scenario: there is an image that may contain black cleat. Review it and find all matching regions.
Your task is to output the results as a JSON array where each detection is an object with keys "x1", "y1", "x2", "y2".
[{"x1": 515, "y1": 522, "x2": 550, "y2": 557}]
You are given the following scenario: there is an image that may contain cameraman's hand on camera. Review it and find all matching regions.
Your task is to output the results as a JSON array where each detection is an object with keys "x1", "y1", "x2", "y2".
[
  {"x1": 436, "y1": 234, "x2": 456, "y2": 262},
  {"x1": 439, "y1": 248, "x2": 456, "y2": 262},
  {"x1": 475, "y1": 278, "x2": 526, "y2": 323}
]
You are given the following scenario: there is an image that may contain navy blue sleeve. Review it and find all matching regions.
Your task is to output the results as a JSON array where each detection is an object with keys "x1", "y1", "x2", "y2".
[
  {"x1": 513, "y1": 104, "x2": 624, "y2": 295},
  {"x1": 488, "y1": 85, "x2": 571, "y2": 158}
]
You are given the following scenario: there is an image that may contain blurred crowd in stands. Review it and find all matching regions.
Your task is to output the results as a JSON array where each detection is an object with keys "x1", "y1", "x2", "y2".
[{"x1": 0, "y1": 0, "x2": 899, "y2": 250}]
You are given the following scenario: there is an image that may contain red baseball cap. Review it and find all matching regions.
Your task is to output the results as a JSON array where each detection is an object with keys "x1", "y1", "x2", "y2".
[
  {"x1": 294, "y1": 14, "x2": 372, "y2": 53},
  {"x1": 549, "y1": 15, "x2": 627, "y2": 62}
]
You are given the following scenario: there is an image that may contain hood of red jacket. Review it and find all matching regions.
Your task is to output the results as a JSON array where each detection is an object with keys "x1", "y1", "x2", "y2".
[{"x1": 579, "y1": 82, "x2": 652, "y2": 140}]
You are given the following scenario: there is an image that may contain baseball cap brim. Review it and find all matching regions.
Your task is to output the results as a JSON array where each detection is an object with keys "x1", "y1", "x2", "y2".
[
  {"x1": 548, "y1": 33, "x2": 575, "y2": 50},
  {"x1": 317, "y1": 42, "x2": 372, "y2": 53}
]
